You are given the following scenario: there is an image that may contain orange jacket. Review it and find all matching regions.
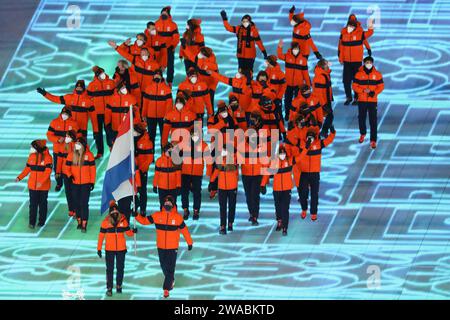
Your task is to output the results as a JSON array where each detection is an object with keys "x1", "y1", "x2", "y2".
[
  {"x1": 250, "y1": 80, "x2": 275, "y2": 106},
  {"x1": 87, "y1": 76, "x2": 116, "y2": 115},
  {"x1": 136, "y1": 208, "x2": 193, "y2": 249},
  {"x1": 212, "y1": 71, "x2": 252, "y2": 111},
  {"x1": 238, "y1": 139, "x2": 267, "y2": 176},
  {"x1": 277, "y1": 46, "x2": 310, "y2": 87},
  {"x1": 299, "y1": 132, "x2": 335, "y2": 173},
  {"x1": 262, "y1": 158, "x2": 294, "y2": 191},
  {"x1": 207, "y1": 112, "x2": 239, "y2": 146},
  {"x1": 266, "y1": 65, "x2": 287, "y2": 100},
  {"x1": 210, "y1": 159, "x2": 239, "y2": 190},
  {"x1": 313, "y1": 66, "x2": 333, "y2": 108},
  {"x1": 352, "y1": 66, "x2": 384, "y2": 103},
  {"x1": 250, "y1": 106, "x2": 286, "y2": 135},
  {"x1": 338, "y1": 27, "x2": 373, "y2": 63},
  {"x1": 43, "y1": 91, "x2": 98, "y2": 133},
  {"x1": 155, "y1": 16, "x2": 180, "y2": 49},
  {"x1": 223, "y1": 21, "x2": 266, "y2": 59},
  {"x1": 180, "y1": 140, "x2": 210, "y2": 176},
  {"x1": 97, "y1": 214, "x2": 134, "y2": 251},
  {"x1": 116, "y1": 45, "x2": 160, "y2": 90},
  {"x1": 162, "y1": 107, "x2": 196, "y2": 146},
  {"x1": 17, "y1": 148, "x2": 53, "y2": 191},
  {"x1": 179, "y1": 22, "x2": 205, "y2": 61},
  {"x1": 184, "y1": 50, "x2": 219, "y2": 91},
  {"x1": 290, "y1": 94, "x2": 323, "y2": 125},
  {"x1": 47, "y1": 115, "x2": 79, "y2": 155},
  {"x1": 153, "y1": 154, "x2": 181, "y2": 190},
  {"x1": 135, "y1": 132, "x2": 154, "y2": 172},
  {"x1": 142, "y1": 80, "x2": 172, "y2": 119},
  {"x1": 118, "y1": 41, "x2": 156, "y2": 62},
  {"x1": 113, "y1": 69, "x2": 142, "y2": 108},
  {"x1": 231, "y1": 108, "x2": 247, "y2": 131},
  {"x1": 178, "y1": 78, "x2": 213, "y2": 116},
  {"x1": 105, "y1": 92, "x2": 138, "y2": 132},
  {"x1": 144, "y1": 29, "x2": 168, "y2": 68},
  {"x1": 289, "y1": 13, "x2": 319, "y2": 56},
  {"x1": 65, "y1": 149, "x2": 96, "y2": 184}
]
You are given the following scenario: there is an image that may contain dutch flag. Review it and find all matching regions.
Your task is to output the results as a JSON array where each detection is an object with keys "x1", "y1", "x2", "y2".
[{"x1": 100, "y1": 107, "x2": 135, "y2": 213}]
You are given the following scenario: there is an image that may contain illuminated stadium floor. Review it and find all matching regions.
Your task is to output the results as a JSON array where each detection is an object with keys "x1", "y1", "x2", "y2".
[{"x1": 1, "y1": 0, "x2": 450, "y2": 299}]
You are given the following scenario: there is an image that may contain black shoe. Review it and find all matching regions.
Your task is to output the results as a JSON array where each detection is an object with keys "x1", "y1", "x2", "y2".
[
  {"x1": 193, "y1": 210, "x2": 199, "y2": 220},
  {"x1": 219, "y1": 226, "x2": 227, "y2": 235},
  {"x1": 106, "y1": 289, "x2": 112, "y2": 297},
  {"x1": 28, "y1": 224, "x2": 35, "y2": 229},
  {"x1": 81, "y1": 227, "x2": 87, "y2": 233},
  {"x1": 227, "y1": 223, "x2": 233, "y2": 231},
  {"x1": 344, "y1": 98, "x2": 352, "y2": 105},
  {"x1": 248, "y1": 216, "x2": 253, "y2": 222},
  {"x1": 282, "y1": 228, "x2": 288, "y2": 236},
  {"x1": 55, "y1": 185, "x2": 62, "y2": 192},
  {"x1": 37, "y1": 223, "x2": 45, "y2": 227},
  {"x1": 183, "y1": 209, "x2": 190, "y2": 220},
  {"x1": 116, "y1": 286, "x2": 122, "y2": 294},
  {"x1": 275, "y1": 220, "x2": 282, "y2": 231},
  {"x1": 351, "y1": 99, "x2": 358, "y2": 105},
  {"x1": 251, "y1": 218, "x2": 259, "y2": 226},
  {"x1": 77, "y1": 224, "x2": 82, "y2": 230}
]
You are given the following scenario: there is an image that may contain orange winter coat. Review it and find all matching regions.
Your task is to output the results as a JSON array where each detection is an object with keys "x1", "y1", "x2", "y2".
[
  {"x1": 47, "y1": 115, "x2": 78, "y2": 174},
  {"x1": 153, "y1": 154, "x2": 181, "y2": 190},
  {"x1": 262, "y1": 157, "x2": 294, "y2": 191},
  {"x1": 142, "y1": 81, "x2": 172, "y2": 119},
  {"x1": 65, "y1": 149, "x2": 96, "y2": 185},
  {"x1": 290, "y1": 93, "x2": 323, "y2": 125},
  {"x1": 178, "y1": 78, "x2": 213, "y2": 116},
  {"x1": 97, "y1": 214, "x2": 134, "y2": 252},
  {"x1": 113, "y1": 69, "x2": 142, "y2": 107},
  {"x1": 179, "y1": 22, "x2": 205, "y2": 61},
  {"x1": 136, "y1": 208, "x2": 193, "y2": 250},
  {"x1": 338, "y1": 27, "x2": 373, "y2": 63},
  {"x1": 210, "y1": 158, "x2": 239, "y2": 190},
  {"x1": 352, "y1": 66, "x2": 384, "y2": 103},
  {"x1": 144, "y1": 29, "x2": 168, "y2": 68},
  {"x1": 43, "y1": 91, "x2": 98, "y2": 133},
  {"x1": 87, "y1": 76, "x2": 116, "y2": 115},
  {"x1": 155, "y1": 16, "x2": 180, "y2": 50},
  {"x1": 212, "y1": 71, "x2": 252, "y2": 111},
  {"x1": 277, "y1": 46, "x2": 310, "y2": 87},
  {"x1": 223, "y1": 21, "x2": 266, "y2": 59},
  {"x1": 266, "y1": 65, "x2": 287, "y2": 100},
  {"x1": 184, "y1": 50, "x2": 219, "y2": 92},
  {"x1": 105, "y1": 93, "x2": 138, "y2": 132},
  {"x1": 135, "y1": 132, "x2": 154, "y2": 173},
  {"x1": 17, "y1": 149, "x2": 53, "y2": 191},
  {"x1": 313, "y1": 66, "x2": 333, "y2": 108},
  {"x1": 299, "y1": 132, "x2": 335, "y2": 173},
  {"x1": 162, "y1": 107, "x2": 196, "y2": 146},
  {"x1": 179, "y1": 139, "x2": 210, "y2": 176},
  {"x1": 289, "y1": 13, "x2": 319, "y2": 57}
]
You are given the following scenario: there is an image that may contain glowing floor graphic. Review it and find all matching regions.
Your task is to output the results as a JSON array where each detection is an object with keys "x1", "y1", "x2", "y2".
[{"x1": 0, "y1": 0, "x2": 450, "y2": 299}]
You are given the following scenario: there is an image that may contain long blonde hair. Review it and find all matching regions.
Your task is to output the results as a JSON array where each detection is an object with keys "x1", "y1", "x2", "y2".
[{"x1": 72, "y1": 145, "x2": 86, "y2": 167}]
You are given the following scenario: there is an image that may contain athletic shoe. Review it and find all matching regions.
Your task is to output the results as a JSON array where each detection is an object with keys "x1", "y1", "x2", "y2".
[
  {"x1": 344, "y1": 98, "x2": 352, "y2": 105},
  {"x1": 193, "y1": 210, "x2": 199, "y2": 220},
  {"x1": 68, "y1": 211, "x2": 75, "y2": 217},
  {"x1": 219, "y1": 226, "x2": 227, "y2": 235},
  {"x1": 227, "y1": 223, "x2": 233, "y2": 232},
  {"x1": 370, "y1": 141, "x2": 377, "y2": 149},
  {"x1": 116, "y1": 286, "x2": 122, "y2": 294},
  {"x1": 359, "y1": 135, "x2": 366, "y2": 143},
  {"x1": 106, "y1": 289, "x2": 112, "y2": 297},
  {"x1": 29, "y1": 224, "x2": 35, "y2": 229},
  {"x1": 311, "y1": 214, "x2": 317, "y2": 221},
  {"x1": 183, "y1": 208, "x2": 190, "y2": 220},
  {"x1": 282, "y1": 228, "x2": 288, "y2": 236},
  {"x1": 163, "y1": 290, "x2": 170, "y2": 298},
  {"x1": 301, "y1": 210, "x2": 307, "y2": 219},
  {"x1": 251, "y1": 217, "x2": 259, "y2": 226},
  {"x1": 275, "y1": 220, "x2": 282, "y2": 231}
]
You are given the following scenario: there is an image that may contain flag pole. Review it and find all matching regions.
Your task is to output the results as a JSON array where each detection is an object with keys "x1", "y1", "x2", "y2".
[{"x1": 129, "y1": 104, "x2": 137, "y2": 256}]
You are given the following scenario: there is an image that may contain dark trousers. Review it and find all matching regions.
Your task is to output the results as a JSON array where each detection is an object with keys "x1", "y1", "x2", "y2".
[
  {"x1": 209, "y1": 89, "x2": 215, "y2": 111},
  {"x1": 29, "y1": 190, "x2": 48, "y2": 226},
  {"x1": 138, "y1": 171, "x2": 148, "y2": 214},
  {"x1": 63, "y1": 174, "x2": 74, "y2": 212},
  {"x1": 166, "y1": 48, "x2": 175, "y2": 84},
  {"x1": 118, "y1": 196, "x2": 133, "y2": 223},
  {"x1": 274, "y1": 190, "x2": 291, "y2": 229},
  {"x1": 299, "y1": 172, "x2": 320, "y2": 215},
  {"x1": 146, "y1": 118, "x2": 164, "y2": 147},
  {"x1": 181, "y1": 174, "x2": 202, "y2": 211},
  {"x1": 105, "y1": 250, "x2": 126, "y2": 290},
  {"x1": 53, "y1": 154, "x2": 63, "y2": 187},
  {"x1": 158, "y1": 248, "x2": 178, "y2": 290},
  {"x1": 343, "y1": 62, "x2": 361, "y2": 99},
  {"x1": 105, "y1": 127, "x2": 118, "y2": 149},
  {"x1": 72, "y1": 184, "x2": 91, "y2": 221},
  {"x1": 274, "y1": 98, "x2": 283, "y2": 122},
  {"x1": 321, "y1": 103, "x2": 334, "y2": 136},
  {"x1": 284, "y1": 86, "x2": 299, "y2": 120},
  {"x1": 358, "y1": 102, "x2": 378, "y2": 142},
  {"x1": 93, "y1": 114, "x2": 105, "y2": 155},
  {"x1": 183, "y1": 59, "x2": 196, "y2": 73},
  {"x1": 238, "y1": 57, "x2": 255, "y2": 72},
  {"x1": 158, "y1": 188, "x2": 179, "y2": 209},
  {"x1": 242, "y1": 175, "x2": 262, "y2": 218},
  {"x1": 218, "y1": 189, "x2": 237, "y2": 226}
]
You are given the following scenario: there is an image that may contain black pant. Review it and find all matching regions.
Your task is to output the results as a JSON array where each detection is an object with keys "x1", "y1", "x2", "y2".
[
  {"x1": 299, "y1": 172, "x2": 320, "y2": 215},
  {"x1": 242, "y1": 175, "x2": 262, "y2": 218},
  {"x1": 105, "y1": 250, "x2": 126, "y2": 290},
  {"x1": 138, "y1": 171, "x2": 148, "y2": 214},
  {"x1": 343, "y1": 62, "x2": 361, "y2": 99},
  {"x1": 274, "y1": 98, "x2": 283, "y2": 122},
  {"x1": 53, "y1": 154, "x2": 63, "y2": 187},
  {"x1": 158, "y1": 248, "x2": 178, "y2": 290},
  {"x1": 209, "y1": 89, "x2": 215, "y2": 111},
  {"x1": 218, "y1": 189, "x2": 237, "y2": 226},
  {"x1": 158, "y1": 188, "x2": 179, "y2": 209},
  {"x1": 358, "y1": 102, "x2": 378, "y2": 142},
  {"x1": 118, "y1": 196, "x2": 133, "y2": 223},
  {"x1": 321, "y1": 103, "x2": 334, "y2": 136},
  {"x1": 146, "y1": 118, "x2": 164, "y2": 147},
  {"x1": 183, "y1": 59, "x2": 196, "y2": 73},
  {"x1": 238, "y1": 57, "x2": 255, "y2": 72},
  {"x1": 274, "y1": 190, "x2": 291, "y2": 229},
  {"x1": 166, "y1": 48, "x2": 175, "y2": 84},
  {"x1": 63, "y1": 174, "x2": 74, "y2": 212},
  {"x1": 29, "y1": 190, "x2": 48, "y2": 226},
  {"x1": 181, "y1": 174, "x2": 202, "y2": 211},
  {"x1": 72, "y1": 184, "x2": 91, "y2": 221},
  {"x1": 284, "y1": 86, "x2": 299, "y2": 120},
  {"x1": 93, "y1": 114, "x2": 105, "y2": 155}
]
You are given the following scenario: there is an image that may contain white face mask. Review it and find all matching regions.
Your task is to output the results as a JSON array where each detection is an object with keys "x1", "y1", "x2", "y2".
[
  {"x1": 175, "y1": 103, "x2": 184, "y2": 111},
  {"x1": 242, "y1": 22, "x2": 250, "y2": 28},
  {"x1": 99, "y1": 72, "x2": 106, "y2": 80},
  {"x1": 264, "y1": 60, "x2": 270, "y2": 67},
  {"x1": 192, "y1": 135, "x2": 199, "y2": 142},
  {"x1": 30, "y1": 147, "x2": 37, "y2": 154},
  {"x1": 290, "y1": 20, "x2": 297, "y2": 26},
  {"x1": 136, "y1": 39, "x2": 144, "y2": 47},
  {"x1": 120, "y1": 87, "x2": 127, "y2": 95},
  {"x1": 347, "y1": 26, "x2": 355, "y2": 33},
  {"x1": 75, "y1": 143, "x2": 82, "y2": 151},
  {"x1": 150, "y1": 30, "x2": 156, "y2": 36},
  {"x1": 221, "y1": 150, "x2": 228, "y2": 157},
  {"x1": 220, "y1": 111, "x2": 228, "y2": 118},
  {"x1": 365, "y1": 63, "x2": 373, "y2": 70},
  {"x1": 292, "y1": 48, "x2": 300, "y2": 56},
  {"x1": 141, "y1": 55, "x2": 148, "y2": 61},
  {"x1": 279, "y1": 153, "x2": 286, "y2": 160},
  {"x1": 186, "y1": 25, "x2": 190, "y2": 30},
  {"x1": 61, "y1": 113, "x2": 69, "y2": 121},
  {"x1": 65, "y1": 137, "x2": 72, "y2": 144},
  {"x1": 235, "y1": 73, "x2": 242, "y2": 79},
  {"x1": 133, "y1": 130, "x2": 140, "y2": 137},
  {"x1": 327, "y1": 61, "x2": 333, "y2": 68},
  {"x1": 197, "y1": 52, "x2": 205, "y2": 59},
  {"x1": 190, "y1": 76, "x2": 198, "y2": 84}
]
